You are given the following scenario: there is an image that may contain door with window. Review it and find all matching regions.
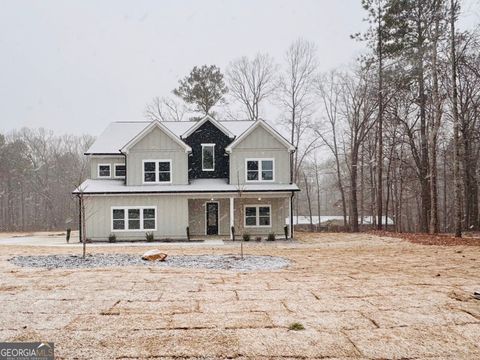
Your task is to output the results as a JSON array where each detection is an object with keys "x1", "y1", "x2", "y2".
[{"x1": 206, "y1": 202, "x2": 219, "y2": 235}]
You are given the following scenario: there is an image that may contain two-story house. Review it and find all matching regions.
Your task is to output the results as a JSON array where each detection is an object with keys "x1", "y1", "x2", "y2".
[{"x1": 73, "y1": 116, "x2": 299, "y2": 241}]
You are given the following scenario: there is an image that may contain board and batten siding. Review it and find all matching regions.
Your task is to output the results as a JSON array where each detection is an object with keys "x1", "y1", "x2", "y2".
[
  {"x1": 89, "y1": 156, "x2": 125, "y2": 179},
  {"x1": 126, "y1": 126, "x2": 188, "y2": 185},
  {"x1": 229, "y1": 125, "x2": 291, "y2": 184},
  {"x1": 84, "y1": 195, "x2": 189, "y2": 240},
  {"x1": 234, "y1": 197, "x2": 288, "y2": 237},
  {"x1": 188, "y1": 198, "x2": 230, "y2": 236}
]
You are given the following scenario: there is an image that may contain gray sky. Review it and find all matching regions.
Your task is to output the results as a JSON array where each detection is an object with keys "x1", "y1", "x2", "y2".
[{"x1": 0, "y1": 0, "x2": 478, "y2": 136}]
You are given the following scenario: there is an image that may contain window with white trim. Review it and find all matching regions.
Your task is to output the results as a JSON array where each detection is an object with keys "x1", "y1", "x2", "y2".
[
  {"x1": 244, "y1": 205, "x2": 271, "y2": 227},
  {"x1": 112, "y1": 207, "x2": 156, "y2": 231},
  {"x1": 202, "y1": 144, "x2": 215, "y2": 171},
  {"x1": 98, "y1": 164, "x2": 111, "y2": 178},
  {"x1": 246, "y1": 159, "x2": 274, "y2": 181},
  {"x1": 143, "y1": 160, "x2": 171, "y2": 183},
  {"x1": 114, "y1": 164, "x2": 126, "y2": 178}
]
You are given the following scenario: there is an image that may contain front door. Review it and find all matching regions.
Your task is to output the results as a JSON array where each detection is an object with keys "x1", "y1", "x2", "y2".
[{"x1": 206, "y1": 202, "x2": 219, "y2": 235}]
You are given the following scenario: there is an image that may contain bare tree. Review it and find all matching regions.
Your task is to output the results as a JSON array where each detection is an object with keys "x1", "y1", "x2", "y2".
[
  {"x1": 316, "y1": 71, "x2": 348, "y2": 226},
  {"x1": 226, "y1": 53, "x2": 277, "y2": 120},
  {"x1": 278, "y1": 39, "x2": 318, "y2": 184},
  {"x1": 145, "y1": 96, "x2": 188, "y2": 122}
]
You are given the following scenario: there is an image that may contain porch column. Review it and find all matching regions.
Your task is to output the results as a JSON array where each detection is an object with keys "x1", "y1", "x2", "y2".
[
  {"x1": 230, "y1": 197, "x2": 234, "y2": 240},
  {"x1": 288, "y1": 195, "x2": 293, "y2": 239}
]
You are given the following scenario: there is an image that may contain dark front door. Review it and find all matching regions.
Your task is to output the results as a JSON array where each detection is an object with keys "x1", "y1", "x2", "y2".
[{"x1": 206, "y1": 202, "x2": 219, "y2": 235}]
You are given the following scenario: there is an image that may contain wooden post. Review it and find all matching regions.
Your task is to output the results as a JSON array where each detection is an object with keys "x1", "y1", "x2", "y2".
[{"x1": 229, "y1": 197, "x2": 234, "y2": 240}]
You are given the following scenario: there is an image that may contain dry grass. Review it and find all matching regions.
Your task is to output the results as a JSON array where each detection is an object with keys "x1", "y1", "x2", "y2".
[{"x1": 0, "y1": 232, "x2": 479, "y2": 359}]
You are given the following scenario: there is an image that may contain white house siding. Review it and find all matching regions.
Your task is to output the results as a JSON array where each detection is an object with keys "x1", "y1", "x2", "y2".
[
  {"x1": 233, "y1": 197, "x2": 289, "y2": 237},
  {"x1": 84, "y1": 194, "x2": 188, "y2": 240},
  {"x1": 126, "y1": 126, "x2": 188, "y2": 186},
  {"x1": 89, "y1": 156, "x2": 125, "y2": 180},
  {"x1": 229, "y1": 125, "x2": 291, "y2": 185},
  {"x1": 188, "y1": 198, "x2": 230, "y2": 236}
]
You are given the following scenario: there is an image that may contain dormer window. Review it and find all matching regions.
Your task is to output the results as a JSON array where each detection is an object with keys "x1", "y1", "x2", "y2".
[
  {"x1": 98, "y1": 164, "x2": 111, "y2": 178},
  {"x1": 143, "y1": 160, "x2": 172, "y2": 184},
  {"x1": 246, "y1": 159, "x2": 274, "y2": 182},
  {"x1": 201, "y1": 144, "x2": 215, "y2": 171},
  {"x1": 114, "y1": 164, "x2": 126, "y2": 178}
]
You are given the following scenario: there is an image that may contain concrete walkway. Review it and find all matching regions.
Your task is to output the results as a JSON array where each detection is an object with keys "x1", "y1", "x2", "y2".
[{"x1": 0, "y1": 233, "x2": 224, "y2": 247}]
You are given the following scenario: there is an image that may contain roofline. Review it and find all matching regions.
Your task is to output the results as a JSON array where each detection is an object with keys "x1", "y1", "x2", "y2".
[
  {"x1": 73, "y1": 188, "x2": 300, "y2": 195},
  {"x1": 182, "y1": 115, "x2": 234, "y2": 139},
  {"x1": 120, "y1": 120, "x2": 192, "y2": 153},
  {"x1": 84, "y1": 152, "x2": 122, "y2": 156},
  {"x1": 225, "y1": 119, "x2": 296, "y2": 153}
]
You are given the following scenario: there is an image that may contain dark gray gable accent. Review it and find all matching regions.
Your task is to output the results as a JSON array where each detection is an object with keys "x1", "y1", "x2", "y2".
[{"x1": 183, "y1": 119, "x2": 233, "y2": 180}]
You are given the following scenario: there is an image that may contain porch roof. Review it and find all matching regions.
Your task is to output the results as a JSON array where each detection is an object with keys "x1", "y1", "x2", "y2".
[{"x1": 73, "y1": 178, "x2": 299, "y2": 195}]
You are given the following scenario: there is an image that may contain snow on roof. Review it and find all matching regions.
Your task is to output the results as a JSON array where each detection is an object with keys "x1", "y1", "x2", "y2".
[
  {"x1": 73, "y1": 178, "x2": 300, "y2": 194},
  {"x1": 286, "y1": 215, "x2": 395, "y2": 225},
  {"x1": 85, "y1": 119, "x2": 288, "y2": 155}
]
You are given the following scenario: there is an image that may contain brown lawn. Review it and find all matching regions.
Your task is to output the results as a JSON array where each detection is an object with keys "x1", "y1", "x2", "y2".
[{"x1": 0, "y1": 232, "x2": 479, "y2": 359}]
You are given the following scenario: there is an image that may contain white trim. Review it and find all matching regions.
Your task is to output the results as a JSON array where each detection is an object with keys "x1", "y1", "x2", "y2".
[
  {"x1": 111, "y1": 206, "x2": 157, "y2": 232},
  {"x1": 245, "y1": 158, "x2": 275, "y2": 182},
  {"x1": 142, "y1": 159, "x2": 173, "y2": 184},
  {"x1": 205, "y1": 201, "x2": 220, "y2": 235},
  {"x1": 121, "y1": 120, "x2": 191, "y2": 154},
  {"x1": 113, "y1": 163, "x2": 126, "y2": 179},
  {"x1": 243, "y1": 204, "x2": 272, "y2": 228},
  {"x1": 201, "y1": 143, "x2": 215, "y2": 171},
  {"x1": 225, "y1": 120, "x2": 295, "y2": 153},
  {"x1": 182, "y1": 115, "x2": 234, "y2": 138},
  {"x1": 98, "y1": 163, "x2": 111, "y2": 178}
]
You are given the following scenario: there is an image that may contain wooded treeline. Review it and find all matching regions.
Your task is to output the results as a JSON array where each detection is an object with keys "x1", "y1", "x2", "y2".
[
  {"x1": 0, "y1": 129, "x2": 93, "y2": 231},
  {"x1": 300, "y1": 0, "x2": 480, "y2": 235}
]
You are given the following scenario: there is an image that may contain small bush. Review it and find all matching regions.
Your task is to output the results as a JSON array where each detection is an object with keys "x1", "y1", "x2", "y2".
[
  {"x1": 242, "y1": 233, "x2": 250, "y2": 241},
  {"x1": 288, "y1": 322, "x2": 305, "y2": 331},
  {"x1": 267, "y1": 232, "x2": 276, "y2": 241},
  {"x1": 255, "y1": 236, "x2": 262, "y2": 242},
  {"x1": 108, "y1": 233, "x2": 116, "y2": 243},
  {"x1": 145, "y1": 232, "x2": 154, "y2": 242}
]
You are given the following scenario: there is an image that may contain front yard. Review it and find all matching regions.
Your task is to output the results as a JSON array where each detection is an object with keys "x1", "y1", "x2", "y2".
[{"x1": 1, "y1": 232, "x2": 479, "y2": 359}]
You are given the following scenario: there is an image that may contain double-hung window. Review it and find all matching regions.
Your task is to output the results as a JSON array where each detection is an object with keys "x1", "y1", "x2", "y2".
[
  {"x1": 143, "y1": 160, "x2": 172, "y2": 183},
  {"x1": 98, "y1": 164, "x2": 111, "y2": 178},
  {"x1": 112, "y1": 207, "x2": 156, "y2": 231},
  {"x1": 246, "y1": 159, "x2": 274, "y2": 181},
  {"x1": 114, "y1": 164, "x2": 126, "y2": 178},
  {"x1": 244, "y1": 205, "x2": 271, "y2": 227},
  {"x1": 202, "y1": 144, "x2": 215, "y2": 171}
]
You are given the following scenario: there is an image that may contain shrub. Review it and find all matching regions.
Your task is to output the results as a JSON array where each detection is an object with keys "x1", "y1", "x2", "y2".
[
  {"x1": 288, "y1": 322, "x2": 305, "y2": 331},
  {"x1": 145, "y1": 232, "x2": 154, "y2": 242},
  {"x1": 267, "y1": 232, "x2": 276, "y2": 241},
  {"x1": 242, "y1": 233, "x2": 250, "y2": 241},
  {"x1": 108, "y1": 233, "x2": 116, "y2": 243},
  {"x1": 255, "y1": 236, "x2": 262, "y2": 242}
]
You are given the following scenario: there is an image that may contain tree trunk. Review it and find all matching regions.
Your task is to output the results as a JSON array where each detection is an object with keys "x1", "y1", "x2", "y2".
[{"x1": 450, "y1": 0, "x2": 462, "y2": 237}]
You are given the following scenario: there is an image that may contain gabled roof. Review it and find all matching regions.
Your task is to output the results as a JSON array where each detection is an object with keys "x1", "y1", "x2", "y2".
[
  {"x1": 120, "y1": 121, "x2": 192, "y2": 153},
  {"x1": 84, "y1": 118, "x2": 292, "y2": 155},
  {"x1": 225, "y1": 119, "x2": 296, "y2": 153},
  {"x1": 182, "y1": 115, "x2": 234, "y2": 139}
]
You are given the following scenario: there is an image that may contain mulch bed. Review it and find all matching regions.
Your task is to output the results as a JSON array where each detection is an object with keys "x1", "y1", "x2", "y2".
[{"x1": 369, "y1": 230, "x2": 480, "y2": 246}]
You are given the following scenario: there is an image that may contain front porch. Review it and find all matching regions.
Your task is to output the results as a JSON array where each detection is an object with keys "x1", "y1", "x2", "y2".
[{"x1": 187, "y1": 194, "x2": 293, "y2": 239}]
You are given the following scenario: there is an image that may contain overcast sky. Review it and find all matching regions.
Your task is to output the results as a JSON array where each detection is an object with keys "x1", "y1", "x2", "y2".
[{"x1": 0, "y1": 0, "x2": 478, "y2": 136}]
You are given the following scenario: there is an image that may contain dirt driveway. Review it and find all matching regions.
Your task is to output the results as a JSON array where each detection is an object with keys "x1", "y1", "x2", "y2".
[{"x1": 1, "y1": 233, "x2": 479, "y2": 359}]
